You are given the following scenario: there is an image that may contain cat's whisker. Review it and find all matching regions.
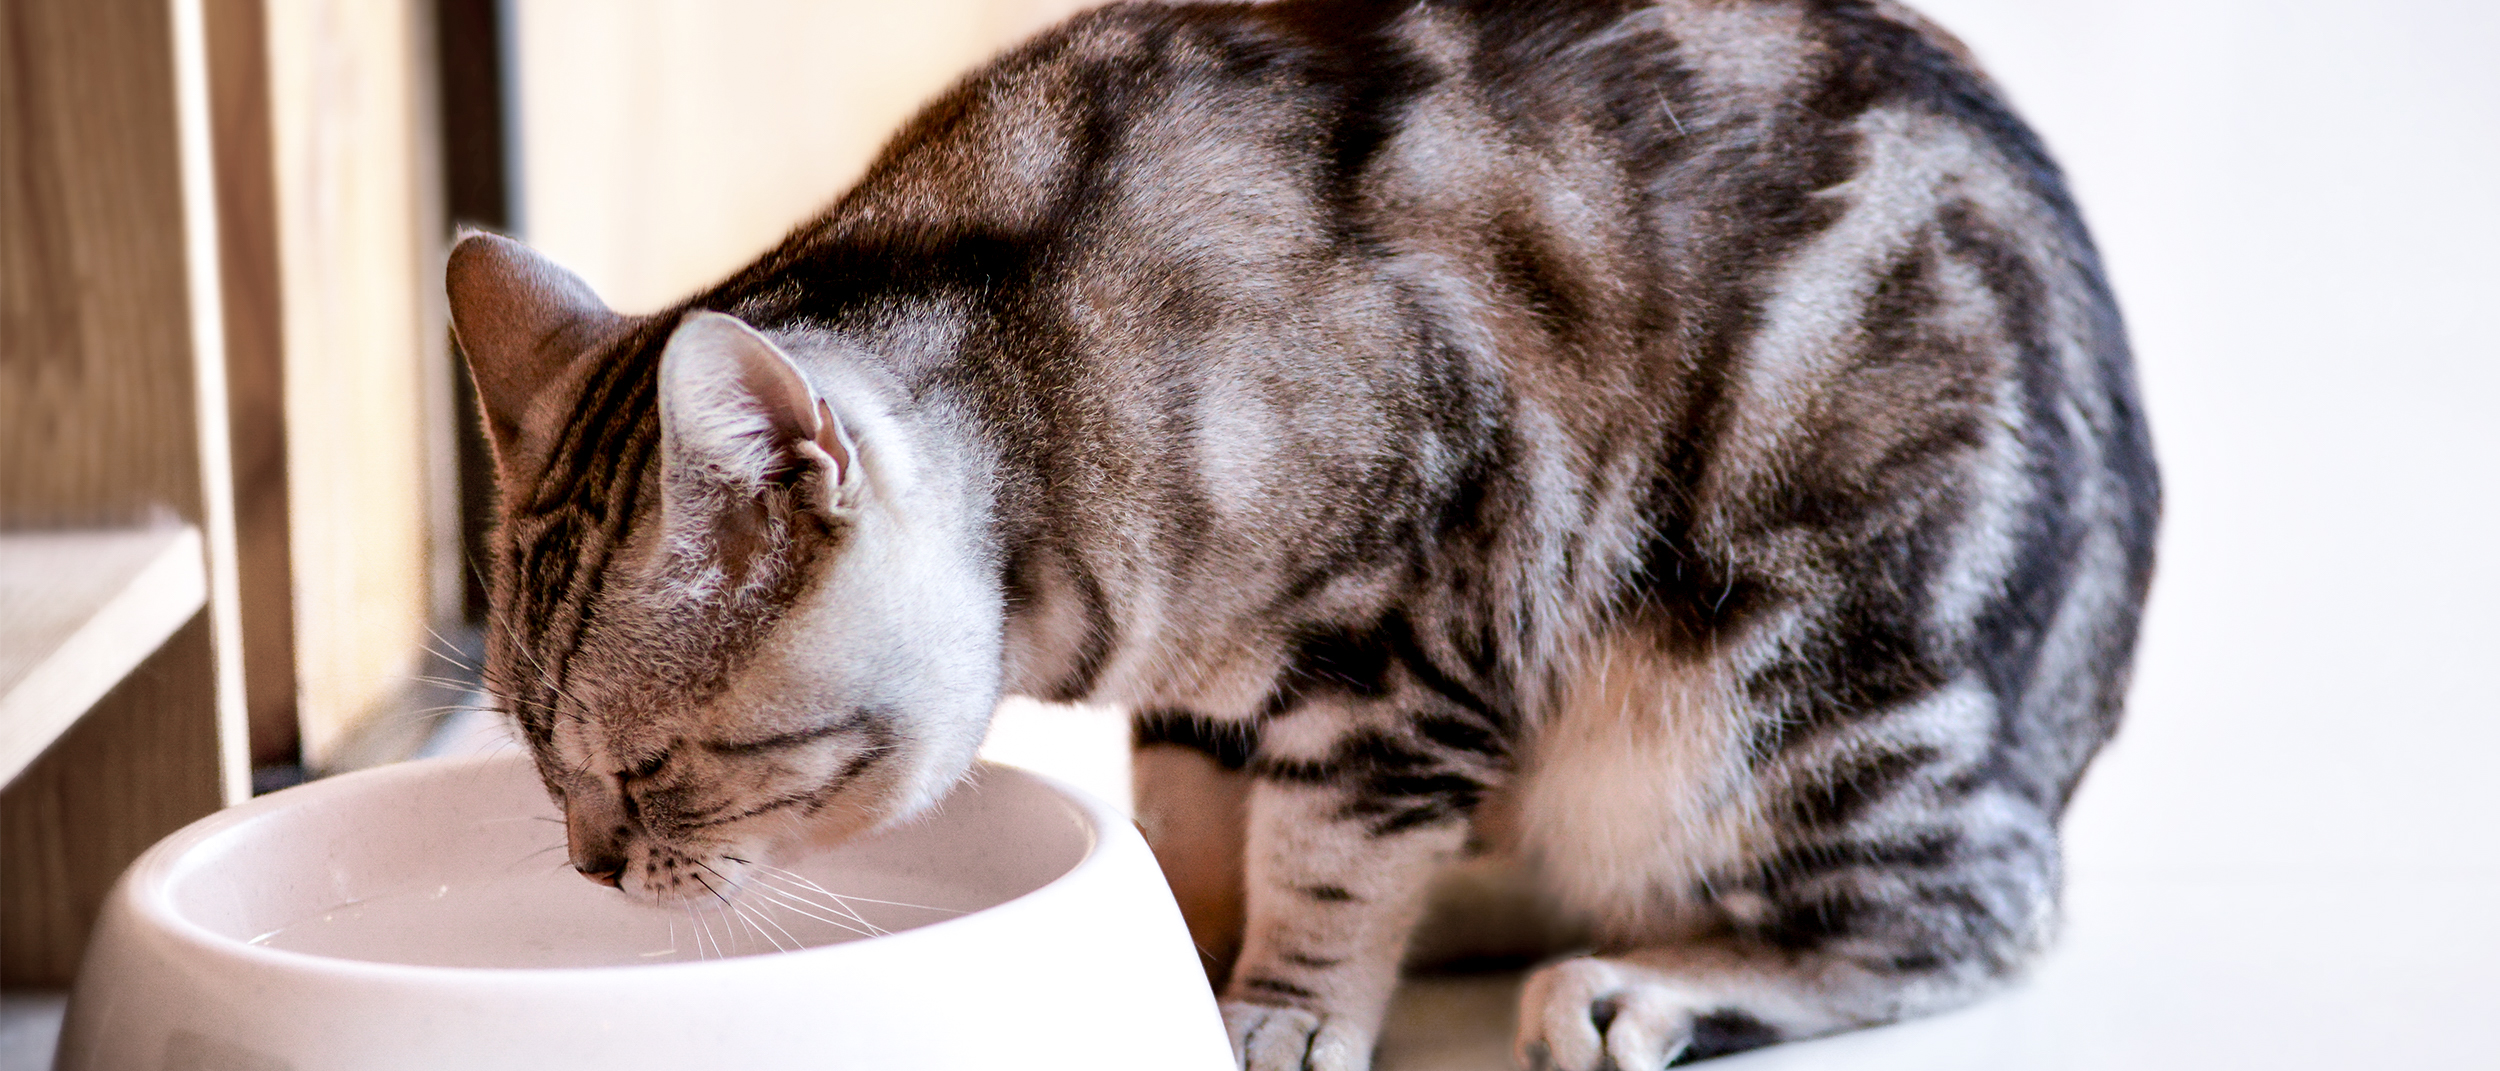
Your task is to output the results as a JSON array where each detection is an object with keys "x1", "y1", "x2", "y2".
[
  {"x1": 732, "y1": 859, "x2": 863, "y2": 914},
  {"x1": 419, "y1": 624, "x2": 484, "y2": 671},
  {"x1": 703, "y1": 904, "x2": 729, "y2": 959},
  {"x1": 742, "y1": 880, "x2": 881, "y2": 939},
  {"x1": 390, "y1": 702, "x2": 498, "y2": 718},
  {"x1": 507, "y1": 841, "x2": 566, "y2": 868},
  {"x1": 682, "y1": 903, "x2": 716, "y2": 961},
  {"x1": 739, "y1": 911, "x2": 773, "y2": 954},
  {"x1": 518, "y1": 661, "x2": 590, "y2": 712},
  {"x1": 692, "y1": 871, "x2": 736, "y2": 914},
  {"x1": 735, "y1": 867, "x2": 905, "y2": 937},
  {"x1": 742, "y1": 870, "x2": 877, "y2": 929},
  {"x1": 699, "y1": 859, "x2": 879, "y2": 940},
  {"x1": 503, "y1": 640, "x2": 595, "y2": 718},
  {"x1": 736, "y1": 896, "x2": 802, "y2": 953},
  {"x1": 719, "y1": 896, "x2": 765, "y2": 953},
  {"x1": 752, "y1": 866, "x2": 961, "y2": 917},
  {"x1": 750, "y1": 871, "x2": 885, "y2": 934},
  {"x1": 777, "y1": 882, "x2": 884, "y2": 936},
  {"x1": 726, "y1": 858, "x2": 873, "y2": 924},
  {"x1": 726, "y1": 902, "x2": 764, "y2": 956}
]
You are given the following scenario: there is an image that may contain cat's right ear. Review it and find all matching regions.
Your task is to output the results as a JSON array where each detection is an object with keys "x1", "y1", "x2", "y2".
[
  {"x1": 655, "y1": 312, "x2": 863, "y2": 519},
  {"x1": 446, "y1": 233, "x2": 628, "y2": 459}
]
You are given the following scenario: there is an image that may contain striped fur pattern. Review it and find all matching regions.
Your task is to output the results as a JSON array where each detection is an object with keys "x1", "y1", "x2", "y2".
[{"x1": 444, "y1": 1, "x2": 2157, "y2": 1067}]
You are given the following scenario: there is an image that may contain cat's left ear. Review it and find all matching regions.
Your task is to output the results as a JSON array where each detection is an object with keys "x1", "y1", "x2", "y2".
[{"x1": 657, "y1": 311, "x2": 863, "y2": 518}]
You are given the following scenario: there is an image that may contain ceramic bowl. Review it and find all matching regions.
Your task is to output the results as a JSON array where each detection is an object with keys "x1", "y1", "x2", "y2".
[{"x1": 56, "y1": 753, "x2": 1231, "y2": 1069}]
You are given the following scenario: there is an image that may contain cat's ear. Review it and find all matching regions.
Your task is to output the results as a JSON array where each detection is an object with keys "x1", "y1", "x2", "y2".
[
  {"x1": 657, "y1": 311, "x2": 863, "y2": 517},
  {"x1": 445, "y1": 232, "x2": 627, "y2": 453}
]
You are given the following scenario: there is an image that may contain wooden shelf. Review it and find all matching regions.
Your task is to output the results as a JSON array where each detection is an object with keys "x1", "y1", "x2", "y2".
[{"x1": 0, "y1": 527, "x2": 207, "y2": 787}]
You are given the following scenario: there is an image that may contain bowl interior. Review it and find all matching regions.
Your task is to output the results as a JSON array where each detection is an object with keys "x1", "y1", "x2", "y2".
[{"x1": 154, "y1": 756, "x2": 1093, "y2": 969}]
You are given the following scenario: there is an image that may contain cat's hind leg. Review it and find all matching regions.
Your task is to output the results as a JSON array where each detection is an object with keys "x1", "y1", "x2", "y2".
[{"x1": 1512, "y1": 792, "x2": 2060, "y2": 1069}]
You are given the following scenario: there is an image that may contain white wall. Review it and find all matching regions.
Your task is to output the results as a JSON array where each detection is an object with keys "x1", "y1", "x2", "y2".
[
  {"x1": 1913, "y1": 0, "x2": 2500, "y2": 886},
  {"x1": 1762, "y1": 3, "x2": 2500, "y2": 1066},
  {"x1": 512, "y1": 0, "x2": 1098, "y2": 313}
]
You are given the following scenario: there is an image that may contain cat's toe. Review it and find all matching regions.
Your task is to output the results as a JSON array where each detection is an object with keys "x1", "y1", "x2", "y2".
[
  {"x1": 1516, "y1": 957, "x2": 1697, "y2": 1071},
  {"x1": 1221, "y1": 1000, "x2": 1371, "y2": 1071}
]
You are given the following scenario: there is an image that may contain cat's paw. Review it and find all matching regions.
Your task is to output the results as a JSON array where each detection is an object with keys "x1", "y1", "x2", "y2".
[
  {"x1": 1515, "y1": 957, "x2": 1704, "y2": 1071},
  {"x1": 1221, "y1": 1000, "x2": 1373, "y2": 1071}
]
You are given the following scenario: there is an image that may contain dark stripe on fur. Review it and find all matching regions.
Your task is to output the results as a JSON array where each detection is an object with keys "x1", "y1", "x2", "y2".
[
  {"x1": 1240, "y1": 976, "x2": 1320, "y2": 1001},
  {"x1": 1782, "y1": 745, "x2": 1941, "y2": 829},
  {"x1": 1676, "y1": 1009, "x2": 1782, "y2": 1064},
  {"x1": 1133, "y1": 709, "x2": 1259, "y2": 771}
]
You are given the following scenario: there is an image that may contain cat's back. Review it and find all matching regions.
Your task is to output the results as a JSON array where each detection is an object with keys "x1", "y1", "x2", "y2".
[
  {"x1": 827, "y1": 0, "x2": 2130, "y2": 410},
  {"x1": 928, "y1": 0, "x2": 2152, "y2": 530},
  {"x1": 735, "y1": 0, "x2": 2155, "y2": 750}
]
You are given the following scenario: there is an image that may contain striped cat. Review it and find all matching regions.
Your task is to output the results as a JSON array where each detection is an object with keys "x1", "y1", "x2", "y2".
[{"x1": 444, "y1": 0, "x2": 2158, "y2": 1067}]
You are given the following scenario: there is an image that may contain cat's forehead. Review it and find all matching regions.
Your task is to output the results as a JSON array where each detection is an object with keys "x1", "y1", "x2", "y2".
[
  {"x1": 539, "y1": 656, "x2": 705, "y2": 768},
  {"x1": 542, "y1": 548, "x2": 810, "y2": 728}
]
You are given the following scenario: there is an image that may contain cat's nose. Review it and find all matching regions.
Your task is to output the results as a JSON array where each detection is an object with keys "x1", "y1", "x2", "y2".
[
  {"x1": 574, "y1": 846, "x2": 627, "y2": 888},
  {"x1": 565, "y1": 791, "x2": 637, "y2": 889},
  {"x1": 569, "y1": 821, "x2": 632, "y2": 888}
]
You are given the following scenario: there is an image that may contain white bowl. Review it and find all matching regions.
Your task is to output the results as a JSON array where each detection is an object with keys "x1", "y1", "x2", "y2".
[{"x1": 56, "y1": 753, "x2": 1231, "y2": 1069}]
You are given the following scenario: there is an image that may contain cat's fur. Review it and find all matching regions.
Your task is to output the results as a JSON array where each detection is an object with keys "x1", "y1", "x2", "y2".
[{"x1": 445, "y1": 1, "x2": 2158, "y2": 1067}]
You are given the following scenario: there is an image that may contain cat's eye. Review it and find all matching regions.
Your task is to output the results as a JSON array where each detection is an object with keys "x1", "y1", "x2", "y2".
[
  {"x1": 622, "y1": 747, "x2": 674, "y2": 780},
  {"x1": 703, "y1": 721, "x2": 851, "y2": 756}
]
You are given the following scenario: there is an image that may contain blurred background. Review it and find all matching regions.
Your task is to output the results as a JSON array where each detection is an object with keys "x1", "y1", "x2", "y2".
[{"x1": 2, "y1": 1, "x2": 2492, "y2": 1067}]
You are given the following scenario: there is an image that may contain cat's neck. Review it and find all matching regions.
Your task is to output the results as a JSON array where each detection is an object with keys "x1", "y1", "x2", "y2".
[{"x1": 741, "y1": 305, "x2": 1093, "y2": 704}]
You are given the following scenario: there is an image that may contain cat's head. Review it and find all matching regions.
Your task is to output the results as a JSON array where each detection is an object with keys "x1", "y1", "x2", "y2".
[{"x1": 446, "y1": 234, "x2": 1000, "y2": 904}]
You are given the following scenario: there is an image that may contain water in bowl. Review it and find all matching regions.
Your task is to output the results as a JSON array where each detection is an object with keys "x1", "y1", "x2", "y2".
[{"x1": 247, "y1": 856, "x2": 965, "y2": 969}]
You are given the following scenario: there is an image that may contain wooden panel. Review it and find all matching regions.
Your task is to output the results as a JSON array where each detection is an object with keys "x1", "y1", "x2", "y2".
[
  {"x1": 1, "y1": 0, "x2": 209, "y2": 529},
  {"x1": 262, "y1": 0, "x2": 446, "y2": 767},
  {"x1": 435, "y1": 0, "x2": 511, "y2": 622},
  {"x1": 1, "y1": 616, "x2": 227, "y2": 986},
  {"x1": 513, "y1": 0, "x2": 1103, "y2": 311},
  {"x1": 0, "y1": 527, "x2": 209, "y2": 787},
  {"x1": 406, "y1": 0, "x2": 462, "y2": 633},
  {"x1": 0, "y1": 0, "x2": 247, "y2": 786},
  {"x1": 204, "y1": 0, "x2": 303, "y2": 767},
  {"x1": 0, "y1": 0, "x2": 249, "y2": 985}
]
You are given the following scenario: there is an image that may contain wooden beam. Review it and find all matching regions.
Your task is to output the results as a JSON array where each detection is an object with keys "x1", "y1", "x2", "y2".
[{"x1": 204, "y1": 0, "x2": 303, "y2": 768}]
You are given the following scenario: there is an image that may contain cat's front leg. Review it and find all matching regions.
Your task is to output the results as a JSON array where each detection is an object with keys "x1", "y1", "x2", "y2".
[
  {"x1": 1223, "y1": 779, "x2": 1468, "y2": 1071},
  {"x1": 1220, "y1": 706, "x2": 1492, "y2": 1071}
]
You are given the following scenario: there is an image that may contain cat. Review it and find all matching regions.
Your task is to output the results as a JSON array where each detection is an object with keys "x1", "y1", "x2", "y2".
[{"x1": 443, "y1": 0, "x2": 2158, "y2": 1067}]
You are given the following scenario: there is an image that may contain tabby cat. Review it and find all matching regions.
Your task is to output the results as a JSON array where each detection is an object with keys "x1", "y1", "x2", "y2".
[{"x1": 444, "y1": 0, "x2": 2158, "y2": 1067}]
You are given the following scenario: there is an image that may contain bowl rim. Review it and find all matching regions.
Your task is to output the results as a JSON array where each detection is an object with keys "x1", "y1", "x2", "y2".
[{"x1": 118, "y1": 753, "x2": 1106, "y2": 981}]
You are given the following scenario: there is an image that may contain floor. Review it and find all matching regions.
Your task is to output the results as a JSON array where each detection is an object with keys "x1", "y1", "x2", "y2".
[
  {"x1": 13, "y1": 2, "x2": 2493, "y2": 1069},
  {"x1": 0, "y1": 997, "x2": 63, "y2": 1071}
]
